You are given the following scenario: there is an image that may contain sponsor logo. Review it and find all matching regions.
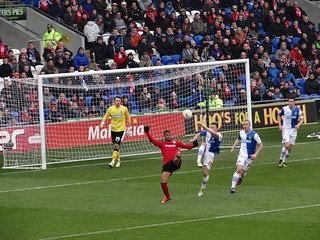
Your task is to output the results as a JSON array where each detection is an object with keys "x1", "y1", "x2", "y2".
[
  {"x1": 88, "y1": 125, "x2": 145, "y2": 140},
  {"x1": 0, "y1": 129, "x2": 25, "y2": 151}
]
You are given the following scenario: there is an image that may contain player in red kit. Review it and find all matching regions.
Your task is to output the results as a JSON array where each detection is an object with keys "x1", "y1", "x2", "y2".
[{"x1": 144, "y1": 125, "x2": 198, "y2": 203}]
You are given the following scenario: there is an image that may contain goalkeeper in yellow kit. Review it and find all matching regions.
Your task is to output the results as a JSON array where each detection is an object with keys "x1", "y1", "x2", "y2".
[{"x1": 100, "y1": 96, "x2": 131, "y2": 168}]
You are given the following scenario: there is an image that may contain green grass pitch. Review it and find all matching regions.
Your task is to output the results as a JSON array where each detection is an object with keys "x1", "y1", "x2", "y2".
[{"x1": 0, "y1": 124, "x2": 319, "y2": 240}]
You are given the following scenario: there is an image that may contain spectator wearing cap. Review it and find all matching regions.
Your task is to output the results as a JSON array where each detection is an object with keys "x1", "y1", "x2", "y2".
[
  {"x1": 165, "y1": 2, "x2": 175, "y2": 16},
  {"x1": 63, "y1": 51, "x2": 74, "y2": 69},
  {"x1": 42, "y1": 24, "x2": 62, "y2": 49},
  {"x1": 156, "y1": 35, "x2": 174, "y2": 57},
  {"x1": 137, "y1": 36, "x2": 153, "y2": 59},
  {"x1": 127, "y1": 53, "x2": 140, "y2": 68},
  {"x1": 289, "y1": 86, "x2": 300, "y2": 99},
  {"x1": 304, "y1": 72, "x2": 320, "y2": 95},
  {"x1": 73, "y1": 47, "x2": 90, "y2": 70}
]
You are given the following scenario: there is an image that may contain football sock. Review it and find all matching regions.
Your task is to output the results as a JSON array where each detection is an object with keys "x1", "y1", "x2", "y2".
[
  {"x1": 161, "y1": 182, "x2": 170, "y2": 199},
  {"x1": 197, "y1": 145, "x2": 205, "y2": 163},
  {"x1": 231, "y1": 172, "x2": 241, "y2": 188},
  {"x1": 201, "y1": 175, "x2": 209, "y2": 190},
  {"x1": 112, "y1": 149, "x2": 119, "y2": 161},
  {"x1": 280, "y1": 147, "x2": 286, "y2": 160}
]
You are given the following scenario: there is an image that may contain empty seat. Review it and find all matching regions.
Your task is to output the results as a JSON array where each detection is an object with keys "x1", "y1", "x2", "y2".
[
  {"x1": 194, "y1": 35, "x2": 203, "y2": 46},
  {"x1": 310, "y1": 94, "x2": 320, "y2": 99},
  {"x1": 171, "y1": 54, "x2": 181, "y2": 64},
  {"x1": 161, "y1": 55, "x2": 174, "y2": 65},
  {"x1": 300, "y1": 94, "x2": 310, "y2": 100}
]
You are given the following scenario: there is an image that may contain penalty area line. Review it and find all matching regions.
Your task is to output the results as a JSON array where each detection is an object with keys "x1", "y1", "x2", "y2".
[
  {"x1": 0, "y1": 156, "x2": 319, "y2": 193},
  {"x1": 38, "y1": 203, "x2": 320, "y2": 240}
]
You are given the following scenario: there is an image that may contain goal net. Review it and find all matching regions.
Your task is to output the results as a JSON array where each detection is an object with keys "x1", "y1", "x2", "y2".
[{"x1": 1, "y1": 59, "x2": 251, "y2": 169}]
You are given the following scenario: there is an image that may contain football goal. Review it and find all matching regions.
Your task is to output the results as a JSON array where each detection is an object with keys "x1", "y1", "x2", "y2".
[{"x1": 1, "y1": 59, "x2": 251, "y2": 169}]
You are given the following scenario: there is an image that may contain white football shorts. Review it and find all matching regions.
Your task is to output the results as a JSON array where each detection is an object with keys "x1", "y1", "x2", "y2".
[{"x1": 282, "y1": 128, "x2": 297, "y2": 145}]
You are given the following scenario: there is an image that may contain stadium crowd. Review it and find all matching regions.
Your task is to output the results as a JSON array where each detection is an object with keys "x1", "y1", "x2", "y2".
[{"x1": 0, "y1": 0, "x2": 320, "y2": 127}]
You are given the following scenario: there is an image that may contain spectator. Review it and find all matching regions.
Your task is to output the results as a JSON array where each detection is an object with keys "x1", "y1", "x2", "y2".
[
  {"x1": 82, "y1": 0, "x2": 94, "y2": 15},
  {"x1": 40, "y1": 59, "x2": 55, "y2": 75},
  {"x1": 191, "y1": 13, "x2": 207, "y2": 36},
  {"x1": 63, "y1": 4, "x2": 77, "y2": 28},
  {"x1": 282, "y1": 68, "x2": 298, "y2": 88},
  {"x1": 197, "y1": 93, "x2": 223, "y2": 109},
  {"x1": 288, "y1": 60, "x2": 303, "y2": 79},
  {"x1": 73, "y1": 47, "x2": 90, "y2": 70},
  {"x1": 139, "y1": 52, "x2": 153, "y2": 67},
  {"x1": 93, "y1": 36, "x2": 108, "y2": 66},
  {"x1": 290, "y1": 44, "x2": 303, "y2": 63},
  {"x1": 181, "y1": 17, "x2": 192, "y2": 36},
  {"x1": 129, "y1": 2, "x2": 144, "y2": 23},
  {"x1": 127, "y1": 53, "x2": 139, "y2": 68},
  {"x1": 83, "y1": 20, "x2": 100, "y2": 57},
  {"x1": 272, "y1": 87, "x2": 284, "y2": 101},
  {"x1": 156, "y1": 35, "x2": 174, "y2": 57},
  {"x1": 26, "y1": 41, "x2": 42, "y2": 66},
  {"x1": 298, "y1": 58, "x2": 310, "y2": 79},
  {"x1": 263, "y1": 88, "x2": 274, "y2": 101},
  {"x1": 103, "y1": 11, "x2": 115, "y2": 34},
  {"x1": 251, "y1": 89, "x2": 262, "y2": 103},
  {"x1": 9, "y1": 56, "x2": 19, "y2": 74},
  {"x1": 18, "y1": 53, "x2": 32, "y2": 72},
  {"x1": 113, "y1": 12, "x2": 127, "y2": 31},
  {"x1": 0, "y1": 58, "x2": 12, "y2": 78},
  {"x1": 181, "y1": 41, "x2": 194, "y2": 62},
  {"x1": 42, "y1": 24, "x2": 62, "y2": 49},
  {"x1": 137, "y1": 37, "x2": 153, "y2": 59},
  {"x1": 0, "y1": 38, "x2": 7, "y2": 59},
  {"x1": 55, "y1": 41, "x2": 73, "y2": 57},
  {"x1": 49, "y1": 0, "x2": 63, "y2": 21},
  {"x1": 304, "y1": 72, "x2": 320, "y2": 95},
  {"x1": 275, "y1": 42, "x2": 291, "y2": 62},
  {"x1": 234, "y1": 27, "x2": 246, "y2": 45},
  {"x1": 288, "y1": 86, "x2": 300, "y2": 99},
  {"x1": 43, "y1": 87, "x2": 55, "y2": 108},
  {"x1": 114, "y1": 46, "x2": 128, "y2": 69},
  {"x1": 280, "y1": 82, "x2": 291, "y2": 99}
]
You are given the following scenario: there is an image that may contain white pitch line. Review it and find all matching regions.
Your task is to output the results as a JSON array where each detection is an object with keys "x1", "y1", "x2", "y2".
[
  {"x1": 1, "y1": 141, "x2": 318, "y2": 175},
  {"x1": 0, "y1": 156, "x2": 319, "y2": 194},
  {"x1": 38, "y1": 203, "x2": 320, "y2": 240}
]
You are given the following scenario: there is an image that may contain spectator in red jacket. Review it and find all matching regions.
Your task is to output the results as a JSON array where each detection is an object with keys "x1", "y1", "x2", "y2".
[
  {"x1": 290, "y1": 44, "x2": 303, "y2": 63},
  {"x1": 114, "y1": 46, "x2": 128, "y2": 69},
  {"x1": 0, "y1": 38, "x2": 8, "y2": 59}
]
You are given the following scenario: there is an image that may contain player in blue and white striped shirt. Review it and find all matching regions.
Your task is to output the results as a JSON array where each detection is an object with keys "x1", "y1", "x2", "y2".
[
  {"x1": 230, "y1": 120, "x2": 263, "y2": 193},
  {"x1": 190, "y1": 122, "x2": 222, "y2": 196},
  {"x1": 277, "y1": 97, "x2": 303, "y2": 167}
]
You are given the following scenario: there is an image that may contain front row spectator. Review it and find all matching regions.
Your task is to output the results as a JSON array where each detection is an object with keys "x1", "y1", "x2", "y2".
[
  {"x1": 197, "y1": 93, "x2": 223, "y2": 109},
  {"x1": 304, "y1": 73, "x2": 320, "y2": 96}
]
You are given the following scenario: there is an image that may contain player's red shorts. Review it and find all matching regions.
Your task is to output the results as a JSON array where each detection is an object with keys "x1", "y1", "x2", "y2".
[{"x1": 162, "y1": 159, "x2": 181, "y2": 173}]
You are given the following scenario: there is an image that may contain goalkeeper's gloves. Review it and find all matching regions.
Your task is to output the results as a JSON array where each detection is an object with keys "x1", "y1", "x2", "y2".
[
  {"x1": 144, "y1": 125, "x2": 150, "y2": 133},
  {"x1": 192, "y1": 140, "x2": 198, "y2": 147},
  {"x1": 100, "y1": 122, "x2": 105, "y2": 129}
]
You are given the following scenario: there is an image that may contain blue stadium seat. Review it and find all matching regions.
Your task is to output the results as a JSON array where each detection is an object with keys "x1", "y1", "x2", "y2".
[
  {"x1": 298, "y1": 86, "x2": 306, "y2": 95},
  {"x1": 292, "y1": 37, "x2": 301, "y2": 44},
  {"x1": 300, "y1": 94, "x2": 310, "y2": 100},
  {"x1": 86, "y1": 96, "x2": 92, "y2": 107},
  {"x1": 213, "y1": 67, "x2": 222, "y2": 77},
  {"x1": 142, "y1": 108, "x2": 152, "y2": 113},
  {"x1": 172, "y1": 54, "x2": 181, "y2": 64},
  {"x1": 310, "y1": 94, "x2": 320, "y2": 99},
  {"x1": 224, "y1": 8, "x2": 231, "y2": 18},
  {"x1": 296, "y1": 78, "x2": 305, "y2": 87},
  {"x1": 224, "y1": 101, "x2": 235, "y2": 107},
  {"x1": 162, "y1": 55, "x2": 174, "y2": 65},
  {"x1": 194, "y1": 35, "x2": 203, "y2": 46},
  {"x1": 271, "y1": 37, "x2": 280, "y2": 47}
]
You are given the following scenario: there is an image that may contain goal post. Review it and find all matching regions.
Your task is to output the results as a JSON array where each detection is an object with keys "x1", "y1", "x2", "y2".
[{"x1": 1, "y1": 59, "x2": 251, "y2": 169}]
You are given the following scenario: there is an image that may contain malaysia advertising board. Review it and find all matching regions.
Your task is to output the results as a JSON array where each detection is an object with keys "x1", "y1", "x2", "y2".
[{"x1": 0, "y1": 101, "x2": 317, "y2": 153}]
